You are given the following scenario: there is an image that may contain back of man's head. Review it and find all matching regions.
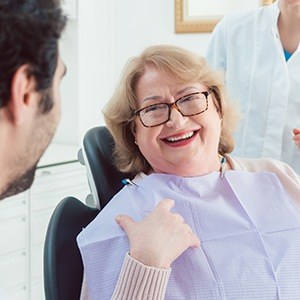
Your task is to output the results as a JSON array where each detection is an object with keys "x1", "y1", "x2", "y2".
[{"x1": 0, "y1": 0, "x2": 67, "y2": 113}]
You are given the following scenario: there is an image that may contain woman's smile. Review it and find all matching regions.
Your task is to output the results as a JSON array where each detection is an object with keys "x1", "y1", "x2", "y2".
[{"x1": 161, "y1": 130, "x2": 199, "y2": 147}]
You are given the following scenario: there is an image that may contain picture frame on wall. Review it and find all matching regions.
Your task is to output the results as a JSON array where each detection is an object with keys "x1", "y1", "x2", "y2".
[{"x1": 175, "y1": 0, "x2": 275, "y2": 33}]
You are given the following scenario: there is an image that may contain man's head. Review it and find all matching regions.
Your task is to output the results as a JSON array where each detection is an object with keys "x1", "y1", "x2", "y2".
[{"x1": 0, "y1": 0, "x2": 67, "y2": 200}]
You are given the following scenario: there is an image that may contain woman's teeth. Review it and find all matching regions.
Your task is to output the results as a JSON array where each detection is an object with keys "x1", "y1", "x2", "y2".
[{"x1": 166, "y1": 131, "x2": 194, "y2": 142}]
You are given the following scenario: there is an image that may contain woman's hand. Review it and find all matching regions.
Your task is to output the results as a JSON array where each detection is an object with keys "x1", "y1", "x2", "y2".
[
  {"x1": 293, "y1": 128, "x2": 300, "y2": 150},
  {"x1": 115, "y1": 199, "x2": 200, "y2": 269}
]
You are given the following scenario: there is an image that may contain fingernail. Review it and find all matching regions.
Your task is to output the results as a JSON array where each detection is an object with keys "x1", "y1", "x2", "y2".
[{"x1": 115, "y1": 215, "x2": 121, "y2": 224}]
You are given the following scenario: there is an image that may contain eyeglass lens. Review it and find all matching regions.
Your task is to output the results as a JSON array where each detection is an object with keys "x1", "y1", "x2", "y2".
[{"x1": 139, "y1": 92, "x2": 209, "y2": 127}]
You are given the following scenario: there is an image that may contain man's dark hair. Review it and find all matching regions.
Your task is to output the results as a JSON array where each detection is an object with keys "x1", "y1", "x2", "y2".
[{"x1": 0, "y1": 0, "x2": 67, "y2": 112}]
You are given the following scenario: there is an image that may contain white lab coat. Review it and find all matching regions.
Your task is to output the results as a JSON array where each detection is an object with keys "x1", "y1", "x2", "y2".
[{"x1": 206, "y1": 1, "x2": 300, "y2": 174}]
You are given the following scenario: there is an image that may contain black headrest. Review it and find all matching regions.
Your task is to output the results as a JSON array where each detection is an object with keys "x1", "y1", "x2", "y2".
[{"x1": 83, "y1": 126, "x2": 134, "y2": 209}]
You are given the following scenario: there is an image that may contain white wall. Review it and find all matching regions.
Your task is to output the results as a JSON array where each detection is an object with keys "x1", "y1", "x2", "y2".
[
  {"x1": 113, "y1": 0, "x2": 211, "y2": 77},
  {"x1": 54, "y1": 19, "x2": 79, "y2": 144},
  {"x1": 53, "y1": 0, "x2": 212, "y2": 145}
]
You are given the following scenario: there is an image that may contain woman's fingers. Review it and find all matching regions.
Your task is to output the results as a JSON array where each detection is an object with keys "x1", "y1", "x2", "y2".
[
  {"x1": 115, "y1": 199, "x2": 200, "y2": 268},
  {"x1": 115, "y1": 214, "x2": 136, "y2": 235}
]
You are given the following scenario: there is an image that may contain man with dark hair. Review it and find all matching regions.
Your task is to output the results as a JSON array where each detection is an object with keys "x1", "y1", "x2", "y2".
[{"x1": 0, "y1": 0, "x2": 67, "y2": 200}]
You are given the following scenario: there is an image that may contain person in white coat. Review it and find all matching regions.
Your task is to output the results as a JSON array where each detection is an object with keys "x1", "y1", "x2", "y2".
[{"x1": 206, "y1": 0, "x2": 300, "y2": 173}]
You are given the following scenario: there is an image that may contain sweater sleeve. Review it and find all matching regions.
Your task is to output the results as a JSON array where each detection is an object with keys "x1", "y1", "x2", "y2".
[
  {"x1": 112, "y1": 253, "x2": 171, "y2": 300},
  {"x1": 80, "y1": 254, "x2": 171, "y2": 300}
]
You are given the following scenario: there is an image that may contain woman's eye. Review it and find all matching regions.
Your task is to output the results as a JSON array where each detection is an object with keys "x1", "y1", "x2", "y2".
[
  {"x1": 181, "y1": 94, "x2": 198, "y2": 103},
  {"x1": 144, "y1": 105, "x2": 163, "y2": 113}
]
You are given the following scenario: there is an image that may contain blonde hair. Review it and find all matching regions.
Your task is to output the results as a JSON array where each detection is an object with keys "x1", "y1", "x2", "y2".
[{"x1": 104, "y1": 45, "x2": 239, "y2": 175}]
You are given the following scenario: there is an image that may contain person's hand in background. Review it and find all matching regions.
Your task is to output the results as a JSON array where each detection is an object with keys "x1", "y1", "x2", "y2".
[{"x1": 293, "y1": 128, "x2": 300, "y2": 150}]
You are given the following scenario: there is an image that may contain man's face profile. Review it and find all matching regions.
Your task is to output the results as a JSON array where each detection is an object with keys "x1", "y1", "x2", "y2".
[{"x1": 0, "y1": 57, "x2": 66, "y2": 200}]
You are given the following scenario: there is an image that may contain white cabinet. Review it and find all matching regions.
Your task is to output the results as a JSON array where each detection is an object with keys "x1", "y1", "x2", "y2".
[
  {"x1": 0, "y1": 192, "x2": 28, "y2": 299},
  {"x1": 0, "y1": 145, "x2": 89, "y2": 300}
]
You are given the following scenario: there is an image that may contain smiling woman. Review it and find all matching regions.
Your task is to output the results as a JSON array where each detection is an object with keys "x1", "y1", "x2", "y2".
[
  {"x1": 132, "y1": 67, "x2": 223, "y2": 176},
  {"x1": 104, "y1": 45, "x2": 238, "y2": 175},
  {"x1": 77, "y1": 44, "x2": 300, "y2": 300},
  {"x1": 175, "y1": 0, "x2": 275, "y2": 32}
]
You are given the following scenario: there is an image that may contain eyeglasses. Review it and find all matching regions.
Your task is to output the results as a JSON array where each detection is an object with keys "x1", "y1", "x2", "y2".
[{"x1": 132, "y1": 89, "x2": 213, "y2": 128}]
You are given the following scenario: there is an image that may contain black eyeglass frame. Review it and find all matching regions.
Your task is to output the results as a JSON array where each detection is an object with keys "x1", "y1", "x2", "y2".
[{"x1": 132, "y1": 88, "x2": 213, "y2": 128}]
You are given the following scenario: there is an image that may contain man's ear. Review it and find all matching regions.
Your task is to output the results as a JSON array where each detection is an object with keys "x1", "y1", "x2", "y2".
[{"x1": 8, "y1": 64, "x2": 38, "y2": 125}]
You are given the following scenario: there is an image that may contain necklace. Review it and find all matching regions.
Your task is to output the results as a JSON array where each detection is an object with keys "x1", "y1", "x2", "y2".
[{"x1": 218, "y1": 154, "x2": 226, "y2": 179}]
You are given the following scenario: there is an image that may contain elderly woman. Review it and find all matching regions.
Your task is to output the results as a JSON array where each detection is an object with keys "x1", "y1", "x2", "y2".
[{"x1": 77, "y1": 45, "x2": 300, "y2": 300}]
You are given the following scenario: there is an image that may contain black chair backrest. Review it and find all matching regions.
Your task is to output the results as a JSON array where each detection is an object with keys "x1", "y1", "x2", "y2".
[
  {"x1": 44, "y1": 196, "x2": 99, "y2": 300},
  {"x1": 83, "y1": 126, "x2": 134, "y2": 209}
]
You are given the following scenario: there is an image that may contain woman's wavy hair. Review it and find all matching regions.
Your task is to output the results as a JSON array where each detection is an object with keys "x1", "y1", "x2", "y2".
[
  {"x1": 104, "y1": 45, "x2": 240, "y2": 175},
  {"x1": 0, "y1": 0, "x2": 66, "y2": 113}
]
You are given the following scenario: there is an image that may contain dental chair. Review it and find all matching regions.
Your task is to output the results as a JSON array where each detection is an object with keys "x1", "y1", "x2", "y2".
[
  {"x1": 44, "y1": 126, "x2": 134, "y2": 299},
  {"x1": 43, "y1": 196, "x2": 99, "y2": 300},
  {"x1": 78, "y1": 125, "x2": 134, "y2": 209}
]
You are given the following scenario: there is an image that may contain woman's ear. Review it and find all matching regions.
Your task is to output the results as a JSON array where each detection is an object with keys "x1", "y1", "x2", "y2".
[
  {"x1": 212, "y1": 99, "x2": 222, "y2": 121},
  {"x1": 8, "y1": 64, "x2": 38, "y2": 125},
  {"x1": 130, "y1": 120, "x2": 137, "y2": 136},
  {"x1": 217, "y1": 108, "x2": 223, "y2": 121}
]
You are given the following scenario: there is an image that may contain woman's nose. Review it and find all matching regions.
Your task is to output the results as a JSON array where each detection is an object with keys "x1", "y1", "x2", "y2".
[{"x1": 165, "y1": 107, "x2": 187, "y2": 128}]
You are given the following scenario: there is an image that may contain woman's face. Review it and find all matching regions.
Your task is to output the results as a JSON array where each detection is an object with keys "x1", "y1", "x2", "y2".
[{"x1": 133, "y1": 66, "x2": 222, "y2": 177}]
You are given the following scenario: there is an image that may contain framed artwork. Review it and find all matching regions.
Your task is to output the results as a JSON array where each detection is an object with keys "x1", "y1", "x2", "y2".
[{"x1": 175, "y1": 0, "x2": 275, "y2": 33}]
